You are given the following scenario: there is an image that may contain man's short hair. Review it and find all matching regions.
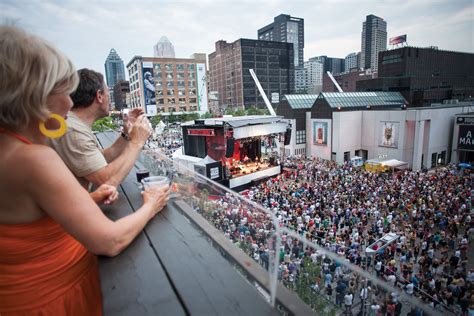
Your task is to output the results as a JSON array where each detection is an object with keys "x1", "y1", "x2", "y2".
[{"x1": 71, "y1": 68, "x2": 105, "y2": 109}]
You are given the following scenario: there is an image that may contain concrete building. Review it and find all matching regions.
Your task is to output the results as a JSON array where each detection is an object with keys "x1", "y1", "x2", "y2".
[
  {"x1": 277, "y1": 94, "x2": 320, "y2": 157},
  {"x1": 277, "y1": 92, "x2": 472, "y2": 170},
  {"x1": 208, "y1": 39, "x2": 294, "y2": 111},
  {"x1": 361, "y1": 14, "x2": 387, "y2": 72},
  {"x1": 126, "y1": 54, "x2": 208, "y2": 115},
  {"x1": 357, "y1": 47, "x2": 474, "y2": 107},
  {"x1": 153, "y1": 36, "x2": 176, "y2": 58},
  {"x1": 304, "y1": 60, "x2": 323, "y2": 94},
  {"x1": 113, "y1": 80, "x2": 130, "y2": 111}
]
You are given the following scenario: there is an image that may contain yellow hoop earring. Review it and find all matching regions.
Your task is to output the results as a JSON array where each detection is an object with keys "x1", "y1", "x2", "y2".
[{"x1": 39, "y1": 114, "x2": 67, "y2": 138}]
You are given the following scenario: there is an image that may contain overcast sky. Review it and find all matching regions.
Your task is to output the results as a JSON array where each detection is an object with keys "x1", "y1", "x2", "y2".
[{"x1": 1, "y1": 0, "x2": 473, "y2": 79}]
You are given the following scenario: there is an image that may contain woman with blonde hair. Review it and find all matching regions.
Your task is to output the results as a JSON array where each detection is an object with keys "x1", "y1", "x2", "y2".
[{"x1": 0, "y1": 25, "x2": 169, "y2": 315}]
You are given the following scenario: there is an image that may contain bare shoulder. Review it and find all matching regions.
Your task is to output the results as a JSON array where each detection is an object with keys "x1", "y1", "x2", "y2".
[{"x1": 8, "y1": 144, "x2": 70, "y2": 179}]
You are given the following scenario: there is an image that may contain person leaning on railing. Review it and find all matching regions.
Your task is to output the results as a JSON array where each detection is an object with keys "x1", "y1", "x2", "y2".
[{"x1": 0, "y1": 25, "x2": 169, "y2": 315}]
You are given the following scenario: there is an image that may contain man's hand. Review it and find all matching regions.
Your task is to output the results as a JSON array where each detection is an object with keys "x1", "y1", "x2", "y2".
[
  {"x1": 90, "y1": 184, "x2": 119, "y2": 205},
  {"x1": 129, "y1": 115, "x2": 152, "y2": 146},
  {"x1": 123, "y1": 108, "x2": 145, "y2": 136}
]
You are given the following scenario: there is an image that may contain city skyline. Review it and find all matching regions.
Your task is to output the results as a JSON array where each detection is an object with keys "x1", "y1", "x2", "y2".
[{"x1": 1, "y1": 0, "x2": 472, "y2": 80}]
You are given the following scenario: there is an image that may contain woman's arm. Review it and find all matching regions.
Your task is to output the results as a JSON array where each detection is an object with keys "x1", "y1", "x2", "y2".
[{"x1": 26, "y1": 146, "x2": 169, "y2": 257}]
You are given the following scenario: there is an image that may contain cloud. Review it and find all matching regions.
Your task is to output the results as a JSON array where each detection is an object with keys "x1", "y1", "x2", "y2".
[{"x1": 1, "y1": 0, "x2": 472, "y2": 78}]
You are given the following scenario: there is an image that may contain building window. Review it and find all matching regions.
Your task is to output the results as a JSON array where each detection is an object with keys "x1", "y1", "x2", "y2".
[
  {"x1": 165, "y1": 64, "x2": 173, "y2": 71},
  {"x1": 167, "y1": 89, "x2": 174, "y2": 96},
  {"x1": 176, "y1": 64, "x2": 184, "y2": 71},
  {"x1": 189, "y1": 97, "x2": 197, "y2": 103},
  {"x1": 295, "y1": 130, "x2": 306, "y2": 144},
  {"x1": 187, "y1": 64, "x2": 195, "y2": 71},
  {"x1": 154, "y1": 64, "x2": 161, "y2": 70}
]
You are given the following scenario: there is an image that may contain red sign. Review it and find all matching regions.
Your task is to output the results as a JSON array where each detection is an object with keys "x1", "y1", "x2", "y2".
[
  {"x1": 389, "y1": 35, "x2": 407, "y2": 45},
  {"x1": 188, "y1": 129, "x2": 215, "y2": 136}
]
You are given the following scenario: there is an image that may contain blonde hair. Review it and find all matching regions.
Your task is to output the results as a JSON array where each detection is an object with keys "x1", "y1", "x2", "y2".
[{"x1": 0, "y1": 25, "x2": 79, "y2": 130}]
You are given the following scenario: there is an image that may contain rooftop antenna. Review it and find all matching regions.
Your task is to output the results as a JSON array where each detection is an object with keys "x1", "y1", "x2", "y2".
[
  {"x1": 326, "y1": 71, "x2": 344, "y2": 92},
  {"x1": 249, "y1": 69, "x2": 277, "y2": 116}
]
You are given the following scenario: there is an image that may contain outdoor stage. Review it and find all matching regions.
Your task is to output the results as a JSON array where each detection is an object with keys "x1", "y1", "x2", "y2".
[{"x1": 174, "y1": 115, "x2": 290, "y2": 191}]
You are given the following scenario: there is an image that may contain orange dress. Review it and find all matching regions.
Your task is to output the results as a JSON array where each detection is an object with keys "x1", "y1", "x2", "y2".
[{"x1": 0, "y1": 216, "x2": 103, "y2": 315}]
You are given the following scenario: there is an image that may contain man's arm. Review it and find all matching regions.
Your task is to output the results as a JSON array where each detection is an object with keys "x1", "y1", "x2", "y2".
[
  {"x1": 86, "y1": 115, "x2": 152, "y2": 187},
  {"x1": 85, "y1": 141, "x2": 143, "y2": 187},
  {"x1": 103, "y1": 135, "x2": 128, "y2": 163},
  {"x1": 103, "y1": 108, "x2": 146, "y2": 163}
]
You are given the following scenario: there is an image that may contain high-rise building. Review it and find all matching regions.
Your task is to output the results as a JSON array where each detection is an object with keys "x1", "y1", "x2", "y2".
[
  {"x1": 361, "y1": 14, "x2": 387, "y2": 72},
  {"x1": 309, "y1": 56, "x2": 345, "y2": 75},
  {"x1": 345, "y1": 52, "x2": 359, "y2": 72},
  {"x1": 258, "y1": 14, "x2": 304, "y2": 68},
  {"x1": 208, "y1": 39, "x2": 294, "y2": 110},
  {"x1": 304, "y1": 60, "x2": 323, "y2": 94},
  {"x1": 357, "y1": 47, "x2": 474, "y2": 107},
  {"x1": 153, "y1": 36, "x2": 176, "y2": 58},
  {"x1": 104, "y1": 48, "x2": 126, "y2": 89},
  {"x1": 127, "y1": 53, "x2": 208, "y2": 115}
]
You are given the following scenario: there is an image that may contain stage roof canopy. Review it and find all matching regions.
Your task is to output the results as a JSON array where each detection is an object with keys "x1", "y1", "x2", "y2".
[
  {"x1": 201, "y1": 115, "x2": 286, "y2": 128},
  {"x1": 182, "y1": 115, "x2": 289, "y2": 140}
]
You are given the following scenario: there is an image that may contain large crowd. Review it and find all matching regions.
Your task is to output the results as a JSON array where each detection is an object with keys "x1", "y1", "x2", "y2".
[{"x1": 192, "y1": 157, "x2": 472, "y2": 316}]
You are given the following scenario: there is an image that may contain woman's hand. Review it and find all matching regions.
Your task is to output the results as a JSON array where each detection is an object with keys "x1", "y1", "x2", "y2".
[
  {"x1": 141, "y1": 185, "x2": 170, "y2": 217},
  {"x1": 90, "y1": 184, "x2": 119, "y2": 205}
]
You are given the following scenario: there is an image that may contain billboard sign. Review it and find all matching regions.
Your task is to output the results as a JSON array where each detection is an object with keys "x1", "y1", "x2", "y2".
[
  {"x1": 389, "y1": 34, "x2": 407, "y2": 46},
  {"x1": 196, "y1": 63, "x2": 208, "y2": 112},
  {"x1": 271, "y1": 92, "x2": 279, "y2": 104},
  {"x1": 458, "y1": 125, "x2": 474, "y2": 150},
  {"x1": 313, "y1": 121, "x2": 328, "y2": 145},
  {"x1": 379, "y1": 121, "x2": 399, "y2": 148},
  {"x1": 142, "y1": 61, "x2": 156, "y2": 114}
]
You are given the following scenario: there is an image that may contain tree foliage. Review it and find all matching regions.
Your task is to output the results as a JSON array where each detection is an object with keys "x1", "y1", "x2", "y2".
[{"x1": 92, "y1": 116, "x2": 117, "y2": 132}]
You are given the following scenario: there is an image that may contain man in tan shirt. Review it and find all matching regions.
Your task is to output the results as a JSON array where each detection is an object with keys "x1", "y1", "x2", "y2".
[{"x1": 50, "y1": 68, "x2": 152, "y2": 189}]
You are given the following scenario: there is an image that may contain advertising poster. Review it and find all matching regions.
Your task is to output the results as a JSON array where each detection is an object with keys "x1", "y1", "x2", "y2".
[
  {"x1": 142, "y1": 62, "x2": 156, "y2": 114},
  {"x1": 196, "y1": 63, "x2": 208, "y2": 112},
  {"x1": 458, "y1": 125, "x2": 474, "y2": 150},
  {"x1": 379, "y1": 121, "x2": 399, "y2": 148},
  {"x1": 313, "y1": 121, "x2": 328, "y2": 145}
]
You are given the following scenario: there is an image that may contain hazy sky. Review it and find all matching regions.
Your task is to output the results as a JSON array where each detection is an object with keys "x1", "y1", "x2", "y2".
[{"x1": 1, "y1": 0, "x2": 473, "y2": 79}]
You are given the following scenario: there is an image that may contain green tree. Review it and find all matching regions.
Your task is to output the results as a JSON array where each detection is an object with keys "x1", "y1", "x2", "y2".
[
  {"x1": 168, "y1": 112, "x2": 177, "y2": 123},
  {"x1": 150, "y1": 115, "x2": 162, "y2": 128},
  {"x1": 233, "y1": 108, "x2": 246, "y2": 116},
  {"x1": 200, "y1": 112, "x2": 213, "y2": 119},
  {"x1": 92, "y1": 116, "x2": 117, "y2": 132}
]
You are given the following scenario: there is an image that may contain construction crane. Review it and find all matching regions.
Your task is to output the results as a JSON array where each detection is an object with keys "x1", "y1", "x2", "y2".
[
  {"x1": 326, "y1": 71, "x2": 344, "y2": 92},
  {"x1": 248, "y1": 69, "x2": 277, "y2": 116}
]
